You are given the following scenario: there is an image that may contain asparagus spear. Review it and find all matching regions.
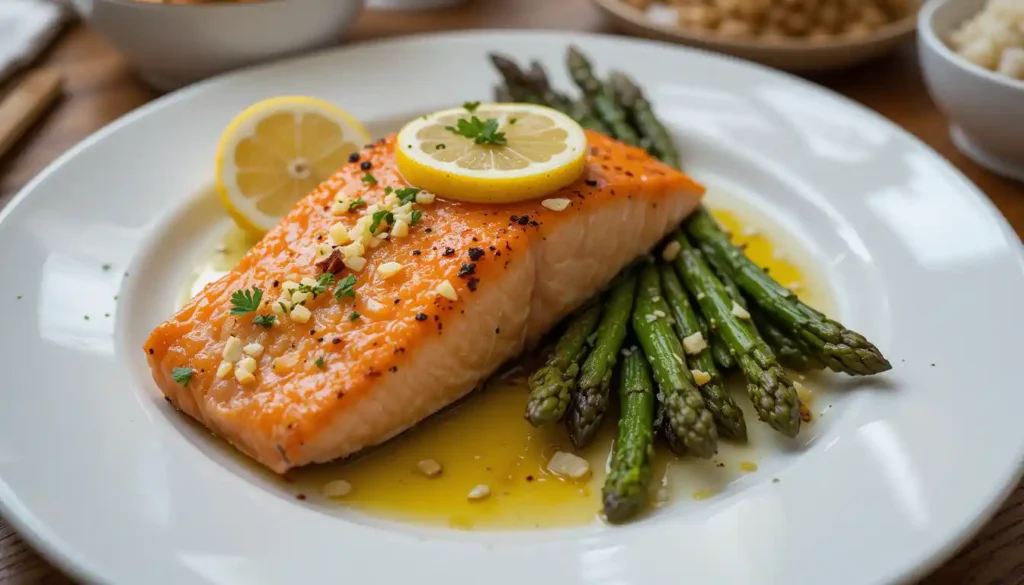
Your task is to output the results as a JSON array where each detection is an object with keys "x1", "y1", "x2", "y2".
[
  {"x1": 524, "y1": 304, "x2": 602, "y2": 426},
  {"x1": 655, "y1": 401, "x2": 687, "y2": 454},
  {"x1": 602, "y1": 346, "x2": 657, "y2": 523},
  {"x1": 686, "y1": 211, "x2": 892, "y2": 376},
  {"x1": 670, "y1": 232, "x2": 802, "y2": 437},
  {"x1": 608, "y1": 71, "x2": 681, "y2": 167},
  {"x1": 566, "y1": 46, "x2": 642, "y2": 146},
  {"x1": 751, "y1": 305, "x2": 825, "y2": 372},
  {"x1": 493, "y1": 84, "x2": 512, "y2": 103},
  {"x1": 633, "y1": 263, "x2": 718, "y2": 458},
  {"x1": 489, "y1": 53, "x2": 544, "y2": 104},
  {"x1": 658, "y1": 263, "x2": 747, "y2": 440},
  {"x1": 524, "y1": 60, "x2": 611, "y2": 134},
  {"x1": 567, "y1": 271, "x2": 637, "y2": 448}
]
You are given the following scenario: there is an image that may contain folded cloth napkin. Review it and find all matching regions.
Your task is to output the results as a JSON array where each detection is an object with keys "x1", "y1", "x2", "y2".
[{"x1": 0, "y1": 0, "x2": 71, "y2": 84}]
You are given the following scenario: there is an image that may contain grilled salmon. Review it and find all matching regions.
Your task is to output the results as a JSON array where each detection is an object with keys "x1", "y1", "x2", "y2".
[{"x1": 145, "y1": 131, "x2": 704, "y2": 473}]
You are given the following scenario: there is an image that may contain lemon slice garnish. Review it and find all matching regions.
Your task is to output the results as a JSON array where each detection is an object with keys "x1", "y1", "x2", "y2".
[
  {"x1": 396, "y1": 104, "x2": 587, "y2": 203},
  {"x1": 215, "y1": 96, "x2": 371, "y2": 235}
]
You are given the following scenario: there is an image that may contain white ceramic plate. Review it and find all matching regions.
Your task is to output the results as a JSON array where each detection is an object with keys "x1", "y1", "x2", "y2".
[{"x1": 1, "y1": 31, "x2": 1022, "y2": 585}]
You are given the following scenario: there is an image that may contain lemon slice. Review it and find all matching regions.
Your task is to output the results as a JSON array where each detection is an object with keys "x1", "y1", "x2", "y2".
[
  {"x1": 396, "y1": 104, "x2": 587, "y2": 203},
  {"x1": 216, "y1": 96, "x2": 371, "y2": 234}
]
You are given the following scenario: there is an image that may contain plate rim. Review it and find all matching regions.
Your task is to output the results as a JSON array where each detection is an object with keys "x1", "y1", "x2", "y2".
[{"x1": 1, "y1": 29, "x2": 1023, "y2": 585}]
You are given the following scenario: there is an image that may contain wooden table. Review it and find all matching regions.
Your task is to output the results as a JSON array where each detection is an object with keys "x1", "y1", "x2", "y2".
[{"x1": 1, "y1": 1, "x2": 1021, "y2": 582}]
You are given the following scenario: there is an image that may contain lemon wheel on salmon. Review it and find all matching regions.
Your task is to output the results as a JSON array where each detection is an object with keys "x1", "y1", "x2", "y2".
[
  {"x1": 216, "y1": 96, "x2": 371, "y2": 234},
  {"x1": 396, "y1": 103, "x2": 588, "y2": 203}
]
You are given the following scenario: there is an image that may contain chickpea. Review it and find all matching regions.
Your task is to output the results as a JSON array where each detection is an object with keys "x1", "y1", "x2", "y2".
[
  {"x1": 860, "y1": 2, "x2": 889, "y2": 27},
  {"x1": 807, "y1": 26, "x2": 835, "y2": 42},
  {"x1": 816, "y1": 1, "x2": 842, "y2": 31},
  {"x1": 678, "y1": 4, "x2": 723, "y2": 29},
  {"x1": 717, "y1": 17, "x2": 756, "y2": 38},
  {"x1": 782, "y1": 11, "x2": 813, "y2": 35},
  {"x1": 759, "y1": 23, "x2": 792, "y2": 42},
  {"x1": 843, "y1": 21, "x2": 875, "y2": 40}
]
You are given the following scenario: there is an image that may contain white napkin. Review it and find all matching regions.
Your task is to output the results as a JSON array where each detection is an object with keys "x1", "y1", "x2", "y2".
[{"x1": 0, "y1": 0, "x2": 70, "y2": 84}]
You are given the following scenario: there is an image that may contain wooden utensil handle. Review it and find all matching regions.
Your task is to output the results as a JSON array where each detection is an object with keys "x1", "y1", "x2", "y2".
[{"x1": 0, "y1": 69, "x2": 63, "y2": 161}]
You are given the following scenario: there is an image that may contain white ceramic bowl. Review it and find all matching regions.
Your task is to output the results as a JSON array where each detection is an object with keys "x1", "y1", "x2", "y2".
[
  {"x1": 71, "y1": 0, "x2": 366, "y2": 91},
  {"x1": 918, "y1": 0, "x2": 1024, "y2": 182}
]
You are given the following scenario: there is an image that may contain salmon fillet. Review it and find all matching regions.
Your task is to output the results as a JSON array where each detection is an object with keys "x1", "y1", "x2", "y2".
[{"x1": 145, "y1": 131, "x2": 704, "y2": 473}]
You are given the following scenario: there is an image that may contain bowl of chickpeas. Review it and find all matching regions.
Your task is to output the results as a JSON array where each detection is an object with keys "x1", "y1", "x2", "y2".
[
  {"x1": 918, "y1": 0, "x2": 1024, "y2": 182},
  {"x1": 592, "y1": 0, "x2": 919, "y2": 71}
]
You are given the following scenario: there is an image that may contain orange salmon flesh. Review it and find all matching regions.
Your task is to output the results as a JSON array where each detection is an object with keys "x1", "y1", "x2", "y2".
[{"x1": 145, "y1": 132, "x2": 705, "y2": 473}]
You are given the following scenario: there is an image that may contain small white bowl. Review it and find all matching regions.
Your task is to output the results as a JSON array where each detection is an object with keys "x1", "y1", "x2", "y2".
[
  {"x1": 918, "y1": 0, "x2": 1024, "y2": 182},
  {"x1": 71, "y1": 0, "x2": 366, "y2": 91}
]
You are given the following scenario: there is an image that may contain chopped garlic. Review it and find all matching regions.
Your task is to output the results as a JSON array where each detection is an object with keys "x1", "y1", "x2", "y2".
[
  {"x1": 661, "y1": 240, "x2": 682, "y2": 261},
  {"x1": 290, "y1": 304, "x2": 312, "y2": 323},
  {"x1": 341, "y1": 241, "x2": 364, "y2": 258},
  {"x1": 344, "y1": 256, "x2": 367, "y2": 272},
  {"x1": 652, "y1": 309, "x2": 666, "y2": 318},
  {"x1": 393, "y1": 212, "x2": 413, "y2": 226},
  {"x1": 740, "y1": 226, "x2": 760, "y2": 237},
  {"x1": 290, "y1": 291, "x2": 310, "y2": 305},
  {"x1": 243, "y1": 342, "x2": 264, "y2": 357},
  {"x1": 415, "y1": 191, "x2": 435, "y2": 205},
  {"x1": 383, "y1": 193, "x2": 399, "y2": 208},
  {"x1": 436, "y1": 280, "x2": 458, "y2": 301},
  {"x1": 367, "y1": 235, "x2": 385, "y2": 249},
  {"x1": 328, "y1": 223, "x2": 351, "y2": 246},
  {"x1": 237, "y1": 356, "x2": 258, "y2": 374},
  {"x1": 644, "y1": 314, "x2": 658, "y2": 323},
  {"x1": 377, "y1": 262, "x2": 403, "y2": 279},
  {"x1": 794, "y1": 381, "x2": 813, "y2": 404},
  {"x1": 651, "y1": 295, "x2": 661, "y2": 302},
  {"x1": 330, "y1": 201, "x2": 348, "y2": 216},
  {"x1": 234, "y1": 368, "x2": 255, "y2": 384},
  {"x1": 282, "y1": 280, "x2": 300, "y2": 295},
  {"x1": 222, "y1": 336, "x2": 243, "y2": 362},
  {"x1": 682, "y1": 332, "x2": 707, "y2": 355},
  {"x1": 394, "y1": 202, "x2": 413, "y2": 216},
  {"x1": 417, "y1": 459, "x2": 443, "y2": 477},
  {"x1": 731, "y1": 301, "x2": 751, "y2": 319},
  {"x1": 322, "y1": 479, "x2": 352, "y2": 498},
  {"x1": 547, "y1": 451, "x2": 591, "y2": 479},
  {"x1": 314, "y1": 243, "x2": 334, "y2": 261},
  {"x1": 299, "y1": 276, "x2": 317, "y2": 288},
  {"x1": 467, "y1": 484, "x2": 491, "y2": 501},
  {"x1": 690, "y1": 369, "x2": 711, "y2": 386},
  {"x1": 216, "y1": 361, "x2": 233, "y2": 379},
  {"x1": 390, "y1": 219, "x2": 409, "y2": 238},
  {"x1": 272, "y1": 297, "x2": 293, "y2": 315},
  {"x1": 541, "y1": 197, "x2": 571, "y2": 211}
]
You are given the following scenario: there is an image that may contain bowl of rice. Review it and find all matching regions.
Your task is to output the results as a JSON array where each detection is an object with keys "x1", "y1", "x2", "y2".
[{"x1": 918, "y1": 0, "x2": 1024, "y2": 181}]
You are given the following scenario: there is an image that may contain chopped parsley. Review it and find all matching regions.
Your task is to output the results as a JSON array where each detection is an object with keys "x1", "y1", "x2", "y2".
[
  {"x1": 348, "y1": 198, "x2": 367, "y2": 211},
  {"x1": 410, "y1": 209, "x2": 423, "y2": 226},
  {"x1": 230, "y1": 286, "x2": 263, "y2": 315},
  {"x1": 298, "y1": 272, "x2": 334, "y2": 298},
  {"x1": 445, "y1": 116, "x2": 507, "y2": 145},
  {"x1": 172, "y1": 367, "x2": 194, "y2": 386},
  {"x1": 384, "y1": 186, "x2": 393, "y2": 195},
  {"x1": 333, "y1": 274, "x2": 358, "y2": 301},
  {"x1": 370, "y1": 209, "x2": 394, "y2": 233},
  {"x1": 462, "y1": 100, "x2": 481, "y2": 112},
  {"x1": 361, "y1": 172, "x2": 377, "y2": 185},
  {"x1": 314, "y1": 356, "x2": 326, "y2": 369},
  {"x1": 509, "y1": 117, "x2": 518, "y2": 125},
  {"x1": 349, "y1": 311, "x2": 361, "y2": 321},
  {"x1": 395, "y1": 187, "x2": 420, "y2": 205},
  {"x1": 435, "y1": 144, "x2": 446, "y2": 150},
  {"x1": 253, "y1": 314, "x2": 277, "y2": 328}
]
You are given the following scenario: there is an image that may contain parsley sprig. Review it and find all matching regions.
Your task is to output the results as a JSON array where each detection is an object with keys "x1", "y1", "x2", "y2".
[
  {"x1": 333, "y1": 274, "x2": 358, "y2": 301},
  {"x1": 172, "y1": 367, "x2": 194, "y2": 386},
  {"x1": 370, "y1": 209, "x2": 394, "y2": 234},
  {"x1": 230, "y1": 286, "x2": 263, "y2": 315},
  {"x1": 348, "y1": 198, "x2": 367, "y2": 211},
  {"x1": 253, "y1": 314, "x2": 277, "y2": 328},
  {"x1": 361, "y1": 173, "x2": 377, "y2": 185},
  {"x1": 445, "y1": 116, "x2": 507, "y2": 146},
  {"x1": 298, "y1": 273, "x2": 335, "y2": 298}
]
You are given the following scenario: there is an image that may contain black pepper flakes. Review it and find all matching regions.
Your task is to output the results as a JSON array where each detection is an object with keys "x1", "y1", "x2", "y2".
[
  {"x1": 416, "y1": 313, "x2": 428, "y2": 321},
  {"x1": 517, "y1": 215, "x2": 530, "y2": 225},
  {"x1": 488, "y1": 245, "x2": 497, "y2": 251},
  {"x1": 360, "y1": 161, "x2": 372, "y2": 171},
  {"x1": 529, "y1": 220, "x2": 539, "y2": 227},
  {"x1": 317, "y1": 337, "x2": 325, "y2": 343},
  {"x1": 585, "y1": 179, "x2": 597, "y2": 187},
  {"x1": 309, "y1": 329, "x2": 316, "y2": 335},
  {"x1": 467, "y1": 247, "x2": 485, "y2": 261},
  {"x1": 348, "y1": 152, "x2": 360, "y2": 164},
  {"x1": 458, "y1": 263, "x2": 476, "y2": 277},
  {"x1": 495, "y1": 328, "x2": 500, "y2": 334},
  {"x1": 412, "y1": 250, "x2": 421, "y2": 256},
  {"x1": 510, "y1": 215, "x2": 520, "y2": 222},
  {"x1": 526, "y1": 475, "x2": 534, "y2": 482},
  {"x1": 148, "y1": 348, "x2": 154, "y2": 355},
  {"x1": 425, "y1": 228, "x2": 432, "y2": 233},
  {"x1": 467, "y1": 278, "x2": 479, "y2": 292},
  {"x1": 272, "y1": 280, "x2": 280, "y2": 287},
  {"x1": 333, "y1": 338, "x2": 341, "y2": 344},
  {"x1": 443, "y1": 247, "x2": 455, "y2": 257},
  {"x1": 388, "y1": 366, "x2": 398, "y2": 373},
  {"x1": 296, "y1": 494, "x2": 307, "y2": 501},
  {"x1": 394, "y1": 298, "x2": 401, "y2": 305}
]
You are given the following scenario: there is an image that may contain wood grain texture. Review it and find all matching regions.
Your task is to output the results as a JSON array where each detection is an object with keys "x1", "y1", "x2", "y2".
[{"x1": 0, "y1": 0, "x2": 1021, "y2": 583}]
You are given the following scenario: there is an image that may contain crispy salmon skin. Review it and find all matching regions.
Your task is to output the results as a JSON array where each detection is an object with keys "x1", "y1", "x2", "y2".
[{"x1": 145, "y1": 132, "x2": 704, "y2": 473}]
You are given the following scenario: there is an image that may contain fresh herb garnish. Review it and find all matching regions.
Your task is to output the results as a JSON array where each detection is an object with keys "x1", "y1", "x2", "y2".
[
  {"x1": 445, "y1": 116, "x2": 507, "y2": 145},
  {"x1": 436, "y1": 144, "x2": 446, "y2": 150},
  {"x1": 462, "y1": 101, "x2": 481, "y2": 112},
  {"x1": 361, "y1": 173, "x2": 377, "y2": 185},
  {"x1": 509, "y1": 117, "x2": 518, "y2": 125},
  {"x1": 395, "y1": 187, "x2": 420, "y2": 205},
  {"x1": 314, "y1": 356, "x2": 326, "y2": 369},
  {"x1": 333, "y1": 274, "x2": 358, "y2": 300},
  {"x1": 230, "y1": 286, "x2": 263, "y2": 315},
  {"x1": 410, "y1": 209, "x2": 423, "y2": 226},
  {"x1": 298, "y1": 272, "x2": 335, "y2": 298},
  {"x1": 370, "y1": 209, "x2": 394, "y2": 233},
  {"x1": 348, "y1": 198, "x2": 367, "y2": 211},
  {"x1": 349, "y1": 311, "x2": 361, "y2": 321},
  {"x1": 384, "y1": 186, "x2": 393, "y2": 195},
  {"x1": 172, "y1": 367, "x2": 194, "y2": 386},
  {"x1": 253, "y1": 314, "x2": 277, "y2": 328}
]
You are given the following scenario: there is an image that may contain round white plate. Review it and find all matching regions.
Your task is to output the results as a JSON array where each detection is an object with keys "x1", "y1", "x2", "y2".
[{"x1": 1, "y1": 31, "x2": 1022, "y2": 585}]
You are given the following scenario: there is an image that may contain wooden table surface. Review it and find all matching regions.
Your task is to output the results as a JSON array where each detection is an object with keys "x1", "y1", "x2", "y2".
[{"x1": 1, "y1": 0, "x2": 1022, "y2": 583}]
